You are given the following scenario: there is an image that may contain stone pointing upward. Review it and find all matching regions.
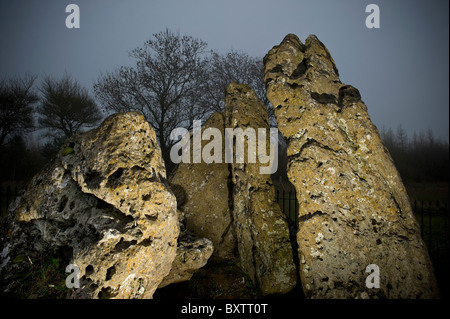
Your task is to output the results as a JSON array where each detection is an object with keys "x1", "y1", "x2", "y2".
[{"x1": 264, "y1": 33, "x2": 438, "y2": 298}]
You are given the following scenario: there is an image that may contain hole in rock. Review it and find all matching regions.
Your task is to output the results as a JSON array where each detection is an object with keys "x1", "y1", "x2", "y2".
[
  {"x1": 85, "y1": 170, "x2": 103, "y2": 189},
  {"x1": 113, "y1": 238, "x2": 137, "y2": 253},
  {"x1": 287, "y1": 82, "x2": 300, "y2": 90},
  {"x1": 144, "y1": 214, "x2": 158, "y2": 221},
  {"x1": 85, "y1": 265, "x2": 94, "y2": 276},
  {"x1": 106, "y1": 168, "x2": 124, "y2": 189},
  {"x1": 139, "y1": 237, "x2": 153, "y2": 247},
  {"x1": 310, "y1": 92, "x2": 337, "y2": 105},
  {"x1": 58, "y1": 196, "x2": 68, "y2": 212},
  {"x1": 97, "y1": 287, "x2": 116, "y2": 299},
  {"x1": 290, "y1": 58, "x2": 308, "y2": 79},
  {"x1": 105, "y1": 266, "x2": 116, "y2": 281}
]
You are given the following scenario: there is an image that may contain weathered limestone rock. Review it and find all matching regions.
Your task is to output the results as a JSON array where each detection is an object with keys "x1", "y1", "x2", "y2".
[
  {"x1": 225, "y1": 83, "x2": 297, "y2": 295},
  {"x1": 170, "y1": 85, "x2": 297, "y2": 295},
  {"x1": 264, "y1": 34, "x2": 439, "y2": 298},
  {"x1": 169, "y1": 113, "x2": 236, "y2": 261},
  {"x1": 158, "y1": 231, "x2": 213, "y2": 288},
  {"x1": 0, "y1": 112, "x2": 197, "y2": 299}
]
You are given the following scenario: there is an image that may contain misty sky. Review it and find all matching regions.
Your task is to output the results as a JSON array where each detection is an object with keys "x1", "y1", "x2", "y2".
[{"x1": 0, "y1": 0, "x2": 448, "y2": 141}]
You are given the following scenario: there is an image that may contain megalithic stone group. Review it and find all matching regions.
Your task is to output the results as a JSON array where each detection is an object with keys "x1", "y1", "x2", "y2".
[{"x1": 0, "y1": 33, "x2": 439, "y2": 299}]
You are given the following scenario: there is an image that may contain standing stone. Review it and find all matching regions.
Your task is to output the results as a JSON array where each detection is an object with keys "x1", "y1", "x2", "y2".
[
  {"x1": 225, "y1": 83, "x2": 297, "y2": 295},
  {"x1": 264, "y1": 34, "x2": 438, "y2": 298},
  {"x1": 170, "y1": 84, "x2": 298, "y2": 295},
  {"x1": 169, "y1": 112, "x2": 236, "y2": 261}
]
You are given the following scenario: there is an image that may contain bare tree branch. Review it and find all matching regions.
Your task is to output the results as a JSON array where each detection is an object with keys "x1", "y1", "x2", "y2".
[
  {"x1": 37, "y1": 73, "x2": 102, "y2": 139},
  {"x1": 0, "y1": 74, "x2": 38, "y2": 146}
]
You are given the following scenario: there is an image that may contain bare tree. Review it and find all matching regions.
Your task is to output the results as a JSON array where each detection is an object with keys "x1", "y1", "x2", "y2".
[
  {"x1": 396, "y1": 124, "x2": 408, "y2": 150},
  {"x1": 204, "y1": 50, "x2": 272, "y2": 119},
  {"x1": 38, "y1": 74, "x2": 103, "y2": 139},
  {"x1": 94, "y1": 29, "x2": 210, "y2": 169},
  {"x1": 380, "y1": 126, "x2": 396, "y2": 150},
  {"x1": 0, "y1": 74, "x2": 38, "y2": 147},
  {"x1": 94, "y1": 29, "x2": 276, "y2": 173}
]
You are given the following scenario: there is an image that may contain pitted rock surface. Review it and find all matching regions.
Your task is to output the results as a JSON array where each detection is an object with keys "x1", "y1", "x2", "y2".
[
  {"x1": 169, "y1": 112, "x2": 236, "y2": 261},
  {"x1": 0, "y1": 112, "x2": 211, "y2": 298},
  {"x1": 264, "y1": 34, "x2": 438, "y2": 298},
  {"x1": 225, "y1": 83, "x2": 297, "y2": 295},
  {"x1": 170, "y1": 84, "x2": 297, "y2": 295}
]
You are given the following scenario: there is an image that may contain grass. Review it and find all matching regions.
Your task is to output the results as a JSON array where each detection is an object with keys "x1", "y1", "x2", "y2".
[{"x1": 2, "y1": 255, "x2": 71, "y2": 299}]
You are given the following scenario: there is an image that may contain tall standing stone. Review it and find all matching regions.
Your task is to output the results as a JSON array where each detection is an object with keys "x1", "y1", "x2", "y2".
[
  {"x1": 225, "y1": 83, "x2": 297, "y2": 295},
  {"x1": 169, "y1": 112, "x2": 236, "y2": 261},
  {"x1": 264, "y1": 34, "x2": 438, "y2": 298}
]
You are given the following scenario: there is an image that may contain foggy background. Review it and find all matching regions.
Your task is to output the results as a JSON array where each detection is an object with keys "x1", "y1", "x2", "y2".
[{"x1": 0, "y1": 0, "x2": 448, "y2": 141}]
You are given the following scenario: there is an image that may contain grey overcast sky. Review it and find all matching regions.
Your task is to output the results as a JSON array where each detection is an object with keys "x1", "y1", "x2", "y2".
[{"x1": 0, "y1": 0, "x2": 448, "y2": 141}]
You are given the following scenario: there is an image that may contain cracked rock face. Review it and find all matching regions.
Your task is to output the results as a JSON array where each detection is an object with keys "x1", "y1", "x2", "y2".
[
  {"x1": 264, "y1": 34, "x2": 438, "y2": 298},
  {"x1": 0, "y1": 112, "x2": 180, "y2": 299}
]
